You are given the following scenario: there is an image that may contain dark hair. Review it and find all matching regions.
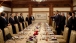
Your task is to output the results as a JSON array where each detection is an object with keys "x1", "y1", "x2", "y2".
[
  {"x1": 20, "y1": 13, "x2": 22, "y2": 15},
  {"x1": 56, "y1": 10, "x2": 59, "y2": 12},
  {"x1": 72, "y1": 12, "x2": 75, "y2": 15},
  {"x1": 10, "y1": 13, "x2": 12, "y2": 16},
  {"x1": 68, "y1": 12, "x2": 72, "y2": 16},
  {"x1": 1, "y1": 12, "x2": 5, "y2": 16}
]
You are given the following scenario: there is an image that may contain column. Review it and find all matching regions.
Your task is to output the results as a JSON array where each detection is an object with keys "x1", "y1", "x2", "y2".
[
  {"x1": 29, "y1": 4, "x2": 32, "y2": 17},
  {"x1": 49, "y1": 4, "x2": 53, "y2": 25}
]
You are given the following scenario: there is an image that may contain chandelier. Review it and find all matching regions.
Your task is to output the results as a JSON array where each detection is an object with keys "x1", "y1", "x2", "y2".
[{"x1": 32, "y1": 0, "x2": 46, "y2": 2}]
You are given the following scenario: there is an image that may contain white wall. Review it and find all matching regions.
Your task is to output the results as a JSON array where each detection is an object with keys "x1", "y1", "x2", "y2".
[
  {"x1": 53, "y1": 7, "x2": 71, "y2": 11},
  {"x1": 3, "y1": 6, "x2": 11, "y2": 11},
  {"x1": 33, "y1": 8, "x2": 49, "y2": 11},
  {"x1": 13, "y1": 8, "x2": 28, "y2": 11}
]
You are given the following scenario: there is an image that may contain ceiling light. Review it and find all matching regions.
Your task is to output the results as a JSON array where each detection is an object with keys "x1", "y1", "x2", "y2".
[
  {"x1": 32, "y1": 0, "x2": 46, "y2": 2},
  {"x1": 0, "y1": 6, "x2": 4, "y2": 12}
]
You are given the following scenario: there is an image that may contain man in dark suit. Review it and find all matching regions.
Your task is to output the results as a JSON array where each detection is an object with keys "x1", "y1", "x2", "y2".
[
  {"x1": 19, "y1": 13, "x2": 24, "y2": 29},
  {"x1": 31, "y1": 15, "x2": 35, "y2": 21},
  {"x1": 66, "y1": 12, "x2": 72, "y2": 43},
  {"x1": 29, "y1": 16, "x2": 32, "y2": 24},
  {"x1": 72, "y1": 12, "x2": 76, "y2": 31},
  {"x1": 26, "y1": 15, "x2": 32, "y2": 25},
  {"x1": 0, "y1": 12, "x2": 8, "y2": 41},
  {"x1": 14, "y1": 13, "x2": 21, "y2": 31},
  {"x1": 9, "y1": 13, "x2": 16, "y2": 34},
  {"x1": 54, "y1": 11, "x2": 62, "y2": 35},
  {"x1": 61, "y1": 13, "x2": 66, "y2": 31},
  {"x1": 26, "y1": 15, "x2": 29, "y2": 25}
]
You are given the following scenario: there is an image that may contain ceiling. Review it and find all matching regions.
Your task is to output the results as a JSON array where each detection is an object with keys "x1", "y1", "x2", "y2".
[
  {"x1": 12, "y1": 0, "x2": 72, "y2": 4},
  {"x1": 0, "y1": 0, "x2": 72, "y2": 8}
]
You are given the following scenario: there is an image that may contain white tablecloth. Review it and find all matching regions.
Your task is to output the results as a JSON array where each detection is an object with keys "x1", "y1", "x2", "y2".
[{"x1": 6, "y1": 22, "x2": 59, "y2": 43}]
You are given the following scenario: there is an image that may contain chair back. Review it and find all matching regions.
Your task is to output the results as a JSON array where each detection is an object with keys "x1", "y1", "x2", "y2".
[
  {"x1": 4, "y1": 28, "x2": 10, "y2": 36},
  {"x1": 0, "y1": 29, "x2": 4, "y2": 43},
  {"x1": 7, "y1": 25, "x2": 13, "y2": 35},
  {"x1": 25, "y1": 21, "x2": 28, "y2": 27},
  {"x1": 20, "y1": 23, "x2": 23, "y2": 31},
  {"x1": 14, "y1": 24, "x2": 19, "y2": 34},
  {"x1": 23, "y1": 22, "x2": 26, "y2": 28},
  {"x1": 4, "y1": 28, "x2": 12, "y2": 41},
  {"x1": 69, "y1": 30, "x2": 76, "y2": 43},
  {"x1": 63, "y1": 27, "x2": 69, "y2": 41}
]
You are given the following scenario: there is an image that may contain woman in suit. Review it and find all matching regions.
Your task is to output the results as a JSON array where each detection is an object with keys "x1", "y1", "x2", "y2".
[{"x1": 9, "y1": 13, "x2": 16, "y2": 34}]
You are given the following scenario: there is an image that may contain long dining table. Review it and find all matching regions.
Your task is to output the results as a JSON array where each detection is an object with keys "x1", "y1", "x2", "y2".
[{"x1": 6, "y1": 22, "x2": 59, "y2": 43}]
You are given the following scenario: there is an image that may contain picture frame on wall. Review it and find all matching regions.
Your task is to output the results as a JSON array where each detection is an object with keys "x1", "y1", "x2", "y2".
[{"x1": 35, "y1": 13, "x2": 47, "y2": 20}]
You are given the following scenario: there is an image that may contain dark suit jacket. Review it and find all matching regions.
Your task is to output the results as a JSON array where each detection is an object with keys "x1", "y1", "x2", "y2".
[
  {"x1": 26, "y1": 17, "x2": 32, "y2": 25},
  {"x1": 54, "y1": 14, "x2": 61, "y2": 26},
  {"x1": 0, "y1": 16, "x2": 8, "y2": 30},
  {"x1": 72, "y1": 17, "x2": 76, "y2": 30},
  {"x1": 66, "y1": 17, "x2": 73, "y2": 43},
  {"x1": 66, "y1": 17, "x2": 72, "y2": 30},
  {"x1": 14, "y1": 16, "x2": 20, "y2": 24},
  {"x1": 9, "y1": 17, "x2": 16, "y2": 25},
  {"x1": 19, "y1": 16, "x2": 24, "y2": 23},
  {"x1": 61, "y1": 16, "x2": 66, "y2": 26},
  {"x1": 6, "y1": 17, "x2": 8, "y2": 23}
]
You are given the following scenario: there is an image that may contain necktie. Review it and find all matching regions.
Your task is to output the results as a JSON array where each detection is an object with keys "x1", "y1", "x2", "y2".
[{"x1": 4, "y1": 18, "x2": 7, "y2": 21}]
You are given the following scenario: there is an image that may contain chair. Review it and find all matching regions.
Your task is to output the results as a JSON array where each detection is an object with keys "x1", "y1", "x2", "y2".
[
  {"x1": 32, "y1": 20, "x2": 35, "y2": 24},
  {"x1": 4, "y1": 28, "x2": 12, "y2": 41},
  {"x1": 50, "y1": 26, "x2": 56, "y2": 34},
  {"x1": 4, "y1": 28, "x2": 10, "y2": 36},
  {"x1": 57, "y1": 27, "x2": 69, "y2": 43},
  {"x1": 7, "y1": 25, "x2": 16, "y2": 36},
  {"x1": 19, "y1": 23, "x2": 23, "y2": 31},
  {"x1": 52, "y1": 21, "x2": 55, "y2": 28},
  {"x1": 69, "y1": 30, "x2": 76, "y2": 43},
  {"x1": 23, "y1": 22, "x2": 26, "y2": 28},
  {"x1": 7, "y1": 25, "x2": 13, "y2": 35},
  {"x1": 14, "y1": 24, "x2": 19, "y2": 34},
  {"x1": 55, "y1": 27, "x2": 69, "y2": 39},
  {"x1": 25, "y1": 21, "x2": 28, "y2": 27},
  {"x1": 0, "y1": 29, "x2": 4, "y2": 43}
]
